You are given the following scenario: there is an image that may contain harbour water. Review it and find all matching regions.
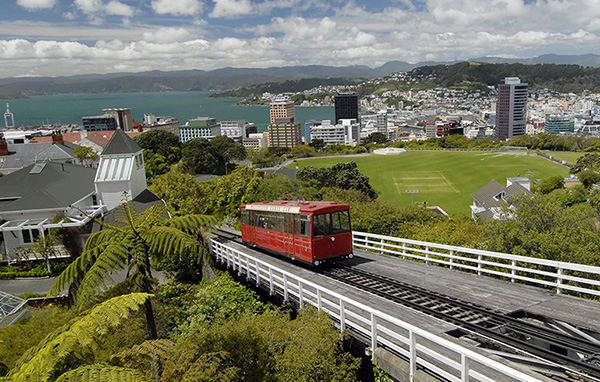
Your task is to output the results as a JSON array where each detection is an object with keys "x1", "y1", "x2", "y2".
[{"x1": 3, "y1": 91, "x2": 334, "y2": 133}]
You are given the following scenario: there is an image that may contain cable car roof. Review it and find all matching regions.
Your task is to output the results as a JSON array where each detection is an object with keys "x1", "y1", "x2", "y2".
[{"x1": 242, "y1": 201, "x2": 349, "y2": 214}]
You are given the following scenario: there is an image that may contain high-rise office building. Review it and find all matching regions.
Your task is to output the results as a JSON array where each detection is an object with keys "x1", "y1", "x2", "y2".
[
  {"x1": 496, "y1": 77, "x2": 528, "y2": 140},
  {"x1": 267, "y1": 96, "x2": 300, "y2": 148},
  {"x1": 334, "y1": 93, "x2": 359, "y2": 123},
  {"x1": 269, "y1": 96, "x2": 295, "y2": 124},
  {"x1": 103, "y1": 108, "x2": 133, "y2": 131},
  {"x1": 376, "y1": 111, "x2": 388, "y2": 134}
]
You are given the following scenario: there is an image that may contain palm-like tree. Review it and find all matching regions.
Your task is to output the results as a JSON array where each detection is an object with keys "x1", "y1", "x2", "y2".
[{"x1": 49, "y1": 202, "x2": 216, "y2": 338}]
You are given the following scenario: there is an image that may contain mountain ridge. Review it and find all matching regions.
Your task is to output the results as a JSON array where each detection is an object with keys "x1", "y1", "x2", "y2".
[{"x1": 2, "y1": 54, "x2": 600, "y2": 99}]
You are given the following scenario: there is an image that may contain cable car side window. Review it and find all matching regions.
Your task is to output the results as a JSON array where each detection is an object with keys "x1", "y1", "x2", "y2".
[
  {"x1": 332, "y1": 210, "x2": 350, "y2": 233},
  {"x1": 313, "y1": 213, "x2": 331, "y2": 236},
  {"x1": 294, "y1": 214, "x2": 311, "y2": 237}
]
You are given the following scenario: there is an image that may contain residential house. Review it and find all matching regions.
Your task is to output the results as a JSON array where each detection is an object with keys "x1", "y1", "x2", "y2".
[{"x1": 471, "y1": 178, "x2": 532, "y2": 221}]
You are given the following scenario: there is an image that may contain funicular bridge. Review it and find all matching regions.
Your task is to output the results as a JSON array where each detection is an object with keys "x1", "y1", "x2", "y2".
[{"x1": 211, "y1": 229, "x2": 600, "y2": 382}]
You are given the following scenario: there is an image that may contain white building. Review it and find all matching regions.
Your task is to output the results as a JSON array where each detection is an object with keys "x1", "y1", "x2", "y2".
[
  {"x1": 339, "y1": 118, "x2": 360, "y2": 145},
  {"x1": 143, "y1": 114, "x2": 179, "y2": 136},
  {"x1": 0, "y1": 129, "x2": 160, "y2": 260},
  {"x1": 220, "y1": 120, "x2": 249, "y2": 140},
  {"x1": 309, "y1": 121, "x2": 346, "y2": 145},
  {"x1": 377, "y1": 111, "x2": 388, "y2": 134},
  {"x1": 243, "y1": 133, "x2": 267, "y2": 150},
  {"x1": 180, "y1": 117, "x2": 221, "y2": 142}
]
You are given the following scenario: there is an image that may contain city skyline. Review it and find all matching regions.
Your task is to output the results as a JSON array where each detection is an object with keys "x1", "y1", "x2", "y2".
[{"x1": 1, "y1": 0, "x2": 600, "y2": 78}]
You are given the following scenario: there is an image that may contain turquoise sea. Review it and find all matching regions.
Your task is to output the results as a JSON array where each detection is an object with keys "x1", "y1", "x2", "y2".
[{"x1": 4, "y1": 91, "x2": 335, "y2": 133}]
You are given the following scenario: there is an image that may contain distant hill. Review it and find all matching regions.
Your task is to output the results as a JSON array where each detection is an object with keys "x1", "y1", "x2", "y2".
[
  {"x1": 410, "y1": 62, "x2": 600, "y2": 93},
  {"x1": 2, "y1": 54, "x2": 600, "y2": 98}
]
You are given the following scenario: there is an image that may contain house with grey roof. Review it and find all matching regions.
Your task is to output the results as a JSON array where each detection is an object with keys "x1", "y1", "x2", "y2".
[
  {"x1": 471, "y1": 178, "x2": 532, "y2": 221},
  {"x1": 0, "y1": 133, "x2": 77, "y2": 174},
  {"x1": 0, "y1": 129, "x2": 160, "y2": 261}
]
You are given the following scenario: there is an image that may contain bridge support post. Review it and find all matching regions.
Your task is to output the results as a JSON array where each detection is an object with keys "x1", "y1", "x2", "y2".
[
  {"x1": 298, "y1": 281, "x2": 304, "y2": 308},
  {"x1": 409, "y1": 330, "x2": 417, "y2": 381},
  {"x1": 269, "y1": 268, "x2": 274, "y2": 295},
  {"x1": 255, "y1": 260, "x2": 260, "y2": 287},
  {"x1": 449, "y1": 250, "x2": 454, "y2": 270},
  {"x1": 339, "y1": 300, "x2": 346, "y2": 333},
  {"x1": 370, "y1": 313, "x2": 378, "y2": 361},
  {"x1": 461, "y1": 354, "x2": 470, "y2": 382},
  {"x1": 511, "y1": 260, "x2": 516, "y2": 283},
  {"x1": 283, "y1": 274, "x2": 288, "y2": 301},
  {"x1": 317, "y1": 289, "x2": 322, "y2": 311},
  {"x1": 477, "y1": 255, "x2": 482, "y2": 276},
  {"x1": 557, "y1": 267, "x2": 563, "y2": 294}
]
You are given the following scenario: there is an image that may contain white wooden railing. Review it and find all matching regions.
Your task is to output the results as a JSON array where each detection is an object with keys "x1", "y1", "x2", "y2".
[
  {"x1": 353, "y1": 231, "x2": 600, "y2": 299},
  {"x1": 211, "y1": 239, "x2": 542, "y2": 382}
]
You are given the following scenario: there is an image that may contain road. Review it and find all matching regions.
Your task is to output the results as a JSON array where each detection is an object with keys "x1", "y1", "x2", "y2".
[{"x1": 0, "y1": 268, "x2": 166, "y2": 296}]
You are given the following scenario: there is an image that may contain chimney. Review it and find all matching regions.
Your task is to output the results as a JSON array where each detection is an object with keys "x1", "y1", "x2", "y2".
[
  {"x1": 0, "y1": 133, "x2": 8, "y2": 156},
  {"x1": 52, "y1": 132, "x2": 64, "y2": 145}
]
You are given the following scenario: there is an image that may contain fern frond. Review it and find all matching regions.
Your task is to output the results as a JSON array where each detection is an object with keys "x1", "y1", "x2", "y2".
[
  {"x1": 55, "y1": 364, "x2": 146, "y2": 382},
  {"x1": 10, "y1": 293, "x2": 152, "y2": 382},
  {"x1": 163, "y1": 214, "x2": 218, "y2": 235},
  {"x1": 48, "y1": 242, "x2": 110, "y2": 297},
  {"x1": 142, "y1": 226, "x2": 199, "y2": 257},
  {"x1": 75, "y1": 240, "x2": 131, "y2": 305},
  {"x1": 133, "y1": 203, "x2": 168, "y2": 230},
  {"x1": 83, "y1": 229, "x2": 125, "y2": 252}
]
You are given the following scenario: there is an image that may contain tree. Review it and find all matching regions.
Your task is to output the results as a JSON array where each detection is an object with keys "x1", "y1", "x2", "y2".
[
  {"x1": 290, "y1": 144, "x2": 316, "y2": 158},
  {"x1": 363, "y1": 132, "x2": 388, "y2": 145},
  {"x1": 182, "y1": 138, "x2": 219, "y2": 174},
  {"x1": 49, "y1": 202, "x2": 216, "y2": 338},
  {"x1": 536, "y1": 175, "x2": 564, "y2": 194},
  {"x1": 181, "y1": 137, "x2": 246, "y2": 175},
  {"x1": 150, "y1": 165, "x2": 210, "y2": 216},
  {"x1": 9, "y1": 293, "x2": 152, "y2": 382},
  {"x1": 577, "y1": 170, "x2": 600, "y2": 189},
  {"x1": 134, "y1": 129, "x2": 180, "y2": 157},
  {"x1": 298, "y1": 162, "x2": 378, "y2": 199},
  {"x1": 209, "y1": 135, "x2": 246, "y2": 174},
  {"x1": 571, "y1": 153, "x2": 600, "y2": 174},
  {"x1": 309, "y1": 138, "x2": 326, "y2": 152},
  {"x1": 73, "y1": 146, "x2": 99, "y2": 167}
]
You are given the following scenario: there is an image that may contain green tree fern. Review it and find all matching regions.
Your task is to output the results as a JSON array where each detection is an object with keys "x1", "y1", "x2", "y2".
[
  {"x1": 9, "y1": 293, "x2": 152, "y2": 382},
  {"x1": 55, "y1": 365, "x2": 145, "y2": 382},
  {"x1": 49, "y1": 203, "x2": 216, "y2": 338}
]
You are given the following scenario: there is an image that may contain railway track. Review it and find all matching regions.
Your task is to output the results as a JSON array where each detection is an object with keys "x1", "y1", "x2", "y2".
[{"x1": 212, "y1": 229, "x2": 600, "y2": 380}]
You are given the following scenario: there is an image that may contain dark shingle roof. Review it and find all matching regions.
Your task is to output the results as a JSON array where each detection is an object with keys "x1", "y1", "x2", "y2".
[
  {"x1": 0, "y1": 143, "x2": 75, "y2": 172},
  {"x1": 0, "y1": 162, "x2": 96, "y2": 212},
  {"x1": 93, "y1": 189, "x2": 163, "y2": 230},
  {"x1": 101, "y1": 129, "x2": 142, "y2": 155},
  {"x1": 472, "y1": 180, "x2": 505, "y2": 208}
]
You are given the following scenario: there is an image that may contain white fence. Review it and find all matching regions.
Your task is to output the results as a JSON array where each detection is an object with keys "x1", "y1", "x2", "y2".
[
  {"x1": 353, "y1": 231, "x2": 600, "y2": 299},
  {"x1": 211, "y1": 239, "x2": 542, "y2": 382}
]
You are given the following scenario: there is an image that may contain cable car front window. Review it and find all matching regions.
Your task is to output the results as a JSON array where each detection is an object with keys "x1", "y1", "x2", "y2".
[
  {"x1": 313, "y1": 213, "x2": 331, "y2": 237},
  {"x1": 332, "y1": 210, "x2": 350, "y2": 233}
]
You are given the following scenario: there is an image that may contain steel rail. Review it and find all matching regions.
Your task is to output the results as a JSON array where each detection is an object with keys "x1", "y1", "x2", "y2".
[{"x1": 322, "y1": 265, "x2": 600, "y2": 380}]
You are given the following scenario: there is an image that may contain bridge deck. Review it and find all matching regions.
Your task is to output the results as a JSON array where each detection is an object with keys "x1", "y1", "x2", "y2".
[
  {"x1": 217, "y1": 234, "x2": 550, "y2": 381},
  {"x1": 344, "y1": 249, "x2": 600, "y2": 333}
]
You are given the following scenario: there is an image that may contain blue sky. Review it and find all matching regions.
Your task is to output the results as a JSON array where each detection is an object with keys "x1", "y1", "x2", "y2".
[{"x1": 1, "y1": 0, "x2": 599, "y2": 78}]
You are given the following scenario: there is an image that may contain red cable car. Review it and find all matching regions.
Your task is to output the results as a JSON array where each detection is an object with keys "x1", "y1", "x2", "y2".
[{"x1": 240, "y1": 201, "x2": 353, "y2": 266}]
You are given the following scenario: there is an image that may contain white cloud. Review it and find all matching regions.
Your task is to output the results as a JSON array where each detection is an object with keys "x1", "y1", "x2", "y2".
[
  {"x1": 105, "y1": 1, "x2": 135, "y2": 17},
  {"x1": 151, "y1": 0, "x2": 203, "y2": 16},
  {"x1": 3, "y1": 0, "x2": 600, "y2": 77},
  {"x1": 74, "y1": 0, "x2": 136, "y2": 20},
  {"x1": 143, "y1": 27, "x2": 193, "y2": 43},
  {"x1": 17, "y1": 0, "x2": 56, "y2": 9},
  {"x1": 209, "y1": 0, "x2": 253, "y2": 18}
]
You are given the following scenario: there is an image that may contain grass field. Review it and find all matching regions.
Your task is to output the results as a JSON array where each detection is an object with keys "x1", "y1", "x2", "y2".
[
  {"x1": 292, "y1": 151, "x2": 569, "y2": 216},
  {"x1": 541, "y1": 151, "x2": 585, "y2": 165}
]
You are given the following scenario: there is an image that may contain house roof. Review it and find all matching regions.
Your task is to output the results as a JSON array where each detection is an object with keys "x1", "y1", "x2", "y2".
[
  {"x1": 99, "y1": 129, "x2": 142, "y2": 155},
  {"x1": 0, "y1": 143, "x2": 75, "y2": 172},
  {"x1": 0, "y1": 162, "x2": 96, "y2": 213},
  {"x1": 93, "y1": 189, "x2": 163, "y2": 230},
  {"x1": 472, "y1": 180, "x2": 532, "y2": 217}
]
